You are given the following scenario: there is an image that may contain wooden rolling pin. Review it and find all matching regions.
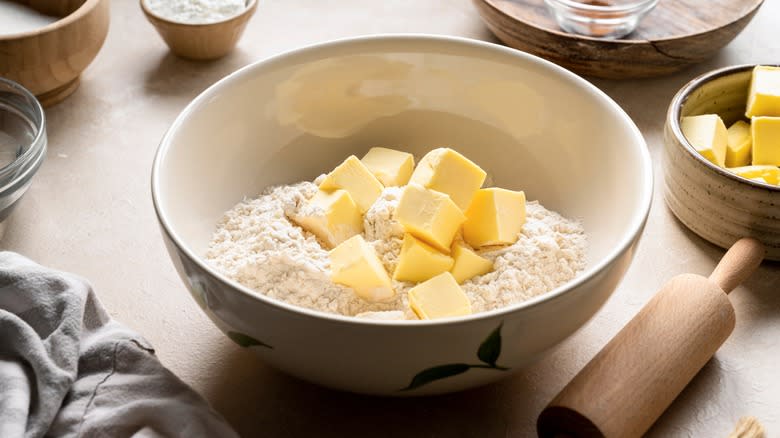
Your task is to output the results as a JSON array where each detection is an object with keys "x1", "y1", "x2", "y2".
[{"x1": 537, "y1": 237, "x2": 766, "y2": 438}]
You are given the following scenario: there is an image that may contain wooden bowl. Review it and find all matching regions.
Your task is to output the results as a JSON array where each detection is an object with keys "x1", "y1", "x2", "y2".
[
  {"x1": 140, "y1": 0, "x2": 258, "y2": 61},
  {"x1": 474, "y1": 0, "x2": 764, "y2": 79},
  {"x1": 664, "y1": 65, "x2": 780, "y2": 260},
  {"x1": 0, "y1": 0, "x2": 110, "y2": 107}
]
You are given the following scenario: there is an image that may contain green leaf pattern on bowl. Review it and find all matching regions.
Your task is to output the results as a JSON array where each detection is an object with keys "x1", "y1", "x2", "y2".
[
  {"x1": 227, "y1": 331, "x2": 273, "y2": 349},
  {"x1": 401, "y1": 322, "x2": 508, "y2": 391},
  {"x1": 477, "y1": 323, "x2": 502, "y2": 367}
]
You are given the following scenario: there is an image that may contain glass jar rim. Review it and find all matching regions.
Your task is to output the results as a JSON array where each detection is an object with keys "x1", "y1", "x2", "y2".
[
  {"x1": 545, "y1": 0, "x2": 658, "y2": 14},
  {"x1": 0, "y1": 78, "x2": 47, "y2": 188}
]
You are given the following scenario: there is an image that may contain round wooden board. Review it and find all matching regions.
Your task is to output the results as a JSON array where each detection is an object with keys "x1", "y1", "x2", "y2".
[{"x1": 473, "y1": 0, "x2": 764, "y2": 79}]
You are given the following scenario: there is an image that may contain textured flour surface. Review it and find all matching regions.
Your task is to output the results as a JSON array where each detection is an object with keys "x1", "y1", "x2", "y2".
[
  {"x1": 207, "y1": 182, "x2": 587, "y2": 319},
  {"x1": 144, "y1": 0, "x2": 245, "y2": 24}
]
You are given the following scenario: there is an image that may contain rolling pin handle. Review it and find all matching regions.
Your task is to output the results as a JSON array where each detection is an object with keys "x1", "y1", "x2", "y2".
[
  {"x1": 709, "y1": 237, "x2": 765, "y2": 294},
  {"x1": 537, "y1": 238, "x2": 765, "y2": 438}
]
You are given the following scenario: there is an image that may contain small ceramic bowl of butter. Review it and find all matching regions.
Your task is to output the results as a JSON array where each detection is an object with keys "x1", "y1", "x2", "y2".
[
  {"x1": 665, "y1": 64, "x2": 780, "y2": 260},
  {"x1": 141, "y1": 0, "x2": 258, "y2": 61},
  {"x1": 152, "y1": 35, "x2": 652, "y2": 395}
]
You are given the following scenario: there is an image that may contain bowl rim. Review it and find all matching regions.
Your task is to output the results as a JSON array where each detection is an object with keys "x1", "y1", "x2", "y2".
[
  {"x1": 667, "y1": 63, "x2": 780, "y2": 192},
  {"x1": 0, "y1": 0, "x2": 103, "y2": 41},
  {"x1": 151, "y1": 34, "x2": 653, "y2": 327},
  {"x1": 0, "y1": 77, "x2": 47, "y2": 190},
  {"x1": 544, "y1": 0, "x2": 659, "y2": 15},
  {"x1": 140, "y1": 0, "x2": 258, "y2": 27}
]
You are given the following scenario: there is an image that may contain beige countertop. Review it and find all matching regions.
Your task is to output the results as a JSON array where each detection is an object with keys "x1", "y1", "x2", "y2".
[{"x1": 5, "y1": 0, "x2": 780, "y2": 436}]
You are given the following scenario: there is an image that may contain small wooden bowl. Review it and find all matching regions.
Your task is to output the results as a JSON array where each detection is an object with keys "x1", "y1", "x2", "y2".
[
  {"x1": 474, "y1": 0, "x2": 764, "y2": 79},
  {"x1": 664, "y1": 65, "x2": 780, "y2": 260},
  {"x1": 0, "y1": 0, "x2": 110, "y2": 107},
  {"x1": 141, "y1": 0, "x2": 258, "y2": 61}
]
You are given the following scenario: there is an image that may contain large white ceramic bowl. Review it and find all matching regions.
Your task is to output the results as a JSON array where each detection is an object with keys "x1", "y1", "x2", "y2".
[{"x1": 152, "y1": 35, "x2": 652, "y2": 395}]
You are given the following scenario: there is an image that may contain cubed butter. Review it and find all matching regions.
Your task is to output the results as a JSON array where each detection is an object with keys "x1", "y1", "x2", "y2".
[
  {"x1": 396, "y1": 184, "x2": 466, "y2": 253},
  {"x1": 409, "y1": 148, "x2": 487, "y2": 210},
  {"x1": 746, "y1": 66, "x2": 780, "y2": 118},
  {"x1": 292, "y1": 189, "x2": 363, "y2": 248},
  {"x1": 463, "y1": 188, "x2": 526, "y2": 248},
  {"x1": 408, "y1": 272, "x2": 472, "y2": 320},
  {"x1": 680, "y1": 114, "x2": 728, "y2": 167},
  {"x1": 319, "y1": 155, "x2": 384, "y2": 212},
  {"x1": 728, "y1": 165, "x2": 780, "y2": 185},
  {"x1": 329, "y1": 235, "x2": 394, "y2": 302},
  {"x1": 450, "y1": 243, "x2": 493, "y2": 284},
  {"x1": 361, "y1": 147, "x2": 415, "y2": 187},
  {"x1": 725, "y1": 120, "x2": 752, "y2": 167},
  {"x1": 751, "y1": 117, "x2": 780, "y2": 166},
  {"x1": 393, "y1": 234, "x2": 454, "y2": 283}
]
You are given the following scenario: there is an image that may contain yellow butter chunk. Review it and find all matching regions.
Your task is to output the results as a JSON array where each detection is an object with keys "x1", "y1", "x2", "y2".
[
  {"x1": 408, "y1": 272, "x2": 472, "y2": 320},
  {"x1": 329, "y1": 235, "x2": 394, "y2": 302},
  {"x1": 751, "y1": 117, "x2": 780, "y2": 166},
  {"x1": 463, "y1": 188, "x2": 526, "y2": 248},
  {"x1": 450, "y1": 243, "x2": 493, "y2": 284},
  {"x1": 680, "y1": 114, "x2": 728, "y2": 167},
  {"x1": 396, "y1": 184, "x2": 466, "y2": 253},
  {"x1": 319, "y1": 155, "x2": 384, "y2": 212},
  {"x1": 725, "y1": 120, "x2": 752, "y2": 167},
  {"x1": 393, "y1": 234, "x2": 454, "y2": 283},
  {"x1": 409, "y1": 148, "x2": 487, "y2": 210},
  {"x1": 746, "y1": 66, "x2": 780, "y2": 118},
  {"x1": 291, "y1": 189, "x2": 363, "y2": 249},
  {"x1": 361, "y1": 147, "x2": 415, "y2": 187},
  {"x1": 728, "y1": 165, "x2": 780, "y2": 185}
]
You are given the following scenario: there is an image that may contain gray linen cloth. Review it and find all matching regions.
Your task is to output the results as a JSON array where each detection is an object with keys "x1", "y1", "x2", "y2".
[{"x1": 0, "y1": 252, "x2": 238, "y2": 438}]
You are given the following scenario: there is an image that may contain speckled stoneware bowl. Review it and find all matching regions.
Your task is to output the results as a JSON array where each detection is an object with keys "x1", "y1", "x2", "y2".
[
  {"x1": 665, "y1": 64, "x2": 780, "y2": 261},
  {"x1": 152, "y1": 35, "x2": 653, "y2": 395}
]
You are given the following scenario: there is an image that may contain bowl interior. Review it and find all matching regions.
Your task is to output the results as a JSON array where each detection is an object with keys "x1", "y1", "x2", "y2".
[
  {"x1": 9, "y1": 0, "x2": 86, "y2": 19},
  {"x1": 671, "y1": 64, "x2": 780, "y2": 190},
  {"x1": 154, "y1": 37, "x2": 651, "y2": 305},
  {"x1": 678, "y1": 68, "x2": 752, "y2": 125}
]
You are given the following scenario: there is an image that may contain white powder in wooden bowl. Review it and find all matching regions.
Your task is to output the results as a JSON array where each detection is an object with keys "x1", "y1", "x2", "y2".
[
  {"x1": 206, "y1": 182, "x2": 587, "y2": 319},
  {"x1": 144, "y1": 0, "x2": 245, "y2": 24}
]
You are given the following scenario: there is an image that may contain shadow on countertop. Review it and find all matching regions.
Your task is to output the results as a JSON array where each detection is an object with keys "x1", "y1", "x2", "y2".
[
  {"x1": 200, "y1": 339, "x2": 540, "y2": 437},
  {"x1": 143, "y1": 49, "x2": 256, "y2": 98}
]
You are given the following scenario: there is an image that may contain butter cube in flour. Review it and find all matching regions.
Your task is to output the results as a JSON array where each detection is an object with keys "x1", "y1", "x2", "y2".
[
  {"x1": 463, "y1": 188, "x2": 526, "y2": 248},
  {"x1": 409, "y1": 148, "x2": 487, "y2": 210},
  {"x1": 725, "y1": 120, "x2": 752, "y2": 167},
  {"x1": 751, "y1": 117, "x2": 780, "y2": 166},
  {"x1": 393, "y1": 234, "x2": 454, "y2": 283},
  {"x1": 728, "y1": 165, "x2": 780, "y2": 185},
  {"x1": 408, "y1": 272, "x2": 472, "y2": 320},
  {"x1": 396, "y1": 184, "x2": 466, "y2": 253},
  {"x1": 329, "y1": 235, "x2": 394, "y2": 302},
  {"x1": 361, "y1": 147, "x2": 415, "y2": 187},
  {"x1": 292, "y1": 189, "x2": 363, "y2": 249},
  {"x1": 746, "y1": 66, "x2": 780, "y2": 118},
  {"x1": 319, "y1": 155, "x2": 384, "y2": 212},
  {"x1": 680, "y1": 114, "x2": 728, "y2": 167},
  {"x1": 450, "y1": 243, "x2": 493, "y2": 284}
]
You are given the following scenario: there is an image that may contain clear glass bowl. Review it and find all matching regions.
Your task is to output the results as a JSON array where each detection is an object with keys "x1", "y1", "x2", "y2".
[
  {"x1": 544, "y1": 0, "x2": 660, "y2": 39},
  {"x1": 0, "y1": 78, "x2": 47, "y2": 238}
]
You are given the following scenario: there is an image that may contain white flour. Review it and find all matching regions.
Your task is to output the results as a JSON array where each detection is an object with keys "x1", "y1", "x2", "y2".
[
  {"x1": 207, "y1": 182, "x2": 587, "y2": 319},
  {"x1": 0, "y1": 1, "x2": 58, "y2": 36},
  {"x1": 144, "y1": 0, "x2": 245, "y2": 24},
  {"x1": 363, "y1": 187, "x2": 405, "y2": 274}
]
